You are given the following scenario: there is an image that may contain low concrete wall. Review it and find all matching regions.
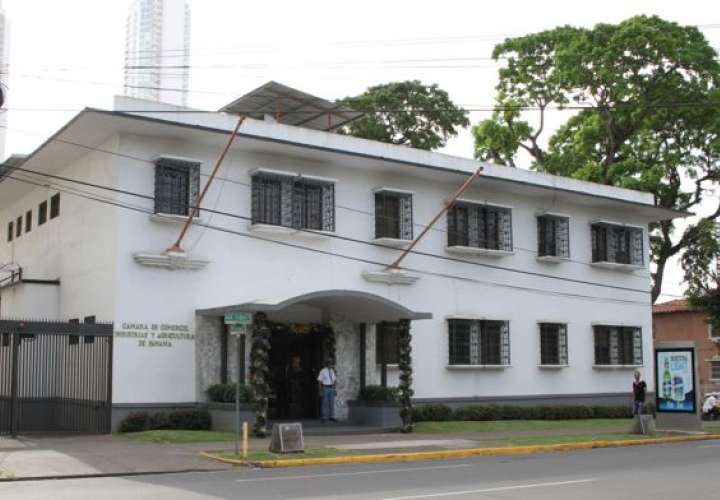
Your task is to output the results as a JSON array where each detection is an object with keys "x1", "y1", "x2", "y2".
[
  {"x1": 204, "y1": 402, "x2": 256, "y2": 432},
  {"x1": 348, "y1": 400, "x2": 401, "y2": 428}
]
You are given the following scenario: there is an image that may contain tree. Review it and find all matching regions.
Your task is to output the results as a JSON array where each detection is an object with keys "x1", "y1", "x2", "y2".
[
  {"x1": 473, "y1": 16, "x2": 720, "y2": 302},
  {"x1": 682, "y1": 221, "x2": 720, "y2": 330},
  {"x1": 339, "y1": 80, "x2": 469, "y2": 150}
]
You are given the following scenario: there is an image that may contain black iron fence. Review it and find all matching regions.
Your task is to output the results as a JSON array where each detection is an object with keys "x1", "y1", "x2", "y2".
[{"x1": 0, "y1": 319, "x2": 113, "y2": 436}]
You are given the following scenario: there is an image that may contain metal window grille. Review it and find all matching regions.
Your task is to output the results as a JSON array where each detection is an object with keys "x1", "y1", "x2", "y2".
[
  {"x1": 448, "y1": 319, "x2": 508, "y2": 365},
  {"x1": 592, "y1": 224, "x2": 643, "y2": 265},
  {"x1": 540, "y1": 323, "x2": 566, "y2": 365},
  {"x1": 50, "y1": 193, "x2": 60, "y2": 219},
  {"x1": 154, "y1": 159, "x2": 200, "y2": 216},
  {"x1": 374, "y1": 192, "x2": 413, "y2": 240},
  {"x1": 252, "y1": 174, "x2": 335, "y2": 231},
  {"x1": 376, "y1": 322, "x2": 400, "y2": 364},
  {"x1": 538, "y1": 216, "x2": 570, "y2": 258},
  {"x1": 38, "y1": 201, "x2": 47, "y2": 225},
  {"x1": 594, "y1": 325, "x2": 641, "y2": 365},
  {"x1": 448, "y1": 319, "x2": 471, "y2": 365},
  {"x1": 711, "y1": 361, "x2": 720, "y2": 380},
  {"x1": 448, "y1": 203, "x2": 512, "y2": 251}
]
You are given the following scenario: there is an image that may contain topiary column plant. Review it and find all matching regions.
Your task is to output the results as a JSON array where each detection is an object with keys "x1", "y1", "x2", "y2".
[
  {"x1": 397, "y1": 319, "x2": 414, "y2": 433},
  {"x1": 250, "y1": 312, "x2": 271, "y2": 437}
]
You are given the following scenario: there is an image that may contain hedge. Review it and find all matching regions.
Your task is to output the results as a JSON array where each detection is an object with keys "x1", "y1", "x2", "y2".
[
  {"x1": 119, "y1": 409, "x2": 211, "y2": 433},
  {"x1": 412, "y1": 404, "x2": 635, "y2": 422},
  {"x1": 205, "y1": 383, "x2": 254, "y2": 403},
  {"x1": 358, "y1": 385, "x2": 399, "y2": 402}
]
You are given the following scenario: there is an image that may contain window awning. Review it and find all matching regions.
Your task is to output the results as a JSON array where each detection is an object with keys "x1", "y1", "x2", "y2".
[{"x1": 197, "y1": 290, "x2": 432, "y2": 323}]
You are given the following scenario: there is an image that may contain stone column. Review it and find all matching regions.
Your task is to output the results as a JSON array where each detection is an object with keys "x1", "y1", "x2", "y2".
[
  {"x1": 195, "y1": 314, "x2": 224, "y2": 402},
  {"x1": 329, "y1": 317, "x2": 360, "y2": 421},
  {"x1": 250, "y1": 312, "x2": 271, "y2": 437}
]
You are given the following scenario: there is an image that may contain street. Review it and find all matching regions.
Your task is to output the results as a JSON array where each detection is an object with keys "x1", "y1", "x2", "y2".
[{"x1": 0, "y1": 440, "x2": 717, "y2": 499}]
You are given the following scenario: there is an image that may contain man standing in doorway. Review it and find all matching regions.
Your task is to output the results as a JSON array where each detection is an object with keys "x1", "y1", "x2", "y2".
[
  {"x1": 632, "y1": 370, "x2": 647, "y2": 416},
  {"x1": 317, "y1": 358, "x2": 337, "y2": 423}
]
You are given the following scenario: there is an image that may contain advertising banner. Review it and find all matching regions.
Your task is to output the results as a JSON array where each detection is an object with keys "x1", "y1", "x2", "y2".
[{"x1": 655, "y1": 348, "x2": 696, "y2": 413}]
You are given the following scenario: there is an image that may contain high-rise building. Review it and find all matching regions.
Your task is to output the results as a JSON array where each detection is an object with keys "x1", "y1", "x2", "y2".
[
  {"x1": 124, "y1": 0, "x2": 190, "y2": 106},
  {"x1": 0, "y1": 0, "x2": 10, "y2": 160}
]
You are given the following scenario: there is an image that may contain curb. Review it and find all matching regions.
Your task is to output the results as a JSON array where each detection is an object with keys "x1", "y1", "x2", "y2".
[
  {"x1": 201, "y1": 434, "x2": 720, "y2": 468},
  {"x1": 0, "y1": 468, "x2": 230, "y2": 483}
]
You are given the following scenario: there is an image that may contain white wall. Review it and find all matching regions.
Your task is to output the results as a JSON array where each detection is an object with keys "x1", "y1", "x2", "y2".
[
  {"x1": 0, "y1": 137, "x2": 118, "y2": 321},
  {"x1": 107, "y1": 130, "x2": 655, "y2": 405}
]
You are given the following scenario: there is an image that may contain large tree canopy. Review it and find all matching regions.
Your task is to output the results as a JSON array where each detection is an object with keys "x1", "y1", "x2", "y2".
[
  {"x1": 340, "y1": 80, "x2": 469, "y2": 151},
  {"x1": 682, "y1": 221, "x2": 720, "y2": 330},
  {"x1": 472, "y1": 15, "x2": 720, "y2": 302}
]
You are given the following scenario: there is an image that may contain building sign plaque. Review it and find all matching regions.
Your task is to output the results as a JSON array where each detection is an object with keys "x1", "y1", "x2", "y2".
[{"x1": 269, "y1": 423, "x2": 305, "y2": 453}]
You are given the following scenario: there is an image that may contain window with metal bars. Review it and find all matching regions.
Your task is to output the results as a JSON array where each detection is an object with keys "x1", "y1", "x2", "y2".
[
  {"x1": 539, "y1": 323, "x2": 568, "y2": 365},
  {"x1": 374, "y1": 190, "x2": 413, "y2": 240},
  {"x1": 448, "y1": 319, "x2": 510, "y2": 366},
  {"x1": 447, "y1": 202, "x2": 512, "y2": 251},
  {"x1": 591, "y1": 223, "x2": 643, "y2": 266},
  {"x1": 15, "y1": 216, "x2": 21, "y2": 238},
  {"x1": 154, "y1": 158, "x2": 201, "y2": 216},
  {"x1": 593, "y1": 325, "x2": 642, "y2": 365},
  {"x1": 376, "y1": 322, "x2": 400, "y2": 364},
  {"x1": 25, "y1": 210, "x2": 32, "y2": 233},
  {"x1": 7, "y1": 221, "x2": 12, "y2": 242},
  {"x1": 251, "y1": 173, "x2": 335, "y2": 231},
  {"x1": 711, "y1": 361, "x2": 720, "y2": 381},
  {"x1": 537, "y1": 215, "x2": 570, "y2": 258}
]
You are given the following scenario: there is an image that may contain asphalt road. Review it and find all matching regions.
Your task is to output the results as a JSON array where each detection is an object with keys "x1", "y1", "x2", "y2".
[{"x1": 1, "y1": 441, "x2": 718, "y2": 499}]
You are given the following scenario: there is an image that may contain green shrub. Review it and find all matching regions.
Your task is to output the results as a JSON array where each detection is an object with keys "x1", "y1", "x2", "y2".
[
  {"x1": 168, "y1": 409, "x2": 211, "y2": 430},
  {"x1": 118, "y1": 409, "x2": 211, "y2": 433},
  {"x1": 359, "y1": 385, "x2": 399, "y2": 402},
  {"x1": 412, "y1": 404, "x2": 453, "y2": 422},
  {"x1": 412, "y1": 403, "x2": 634, "y2": 423},
  {"x1": 119, "y1": 412, "x2": 149, "y2": 433},
  {"x1": 205, "y1": 383, "x2": 253, "y2": 403}
]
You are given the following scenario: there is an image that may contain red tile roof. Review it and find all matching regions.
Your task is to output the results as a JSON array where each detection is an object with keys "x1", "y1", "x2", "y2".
[{"x1": 652, "y1": 299, "x2": 693, "y2": 314}]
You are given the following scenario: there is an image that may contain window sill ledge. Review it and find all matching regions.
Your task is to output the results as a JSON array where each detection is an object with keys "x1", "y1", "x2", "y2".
[
  {"x1": 362, "y1": 269, "x2": 421, "y2": 285},
  {"x1": 376, "y1": 363, "x2": 399, "y2": 369},
  {"x1": 445, "y1": 246, "x2": 514, "y2": 257},
  {"x1": 538, "y1": 364, "x2": 569, "y2": 369},
  {"x1": 247, "y1": 223, "x2": 334, "y2": 238},
  {"x1": 133, "y1": 251, "x2": 210, "y2": 271},
  {"x1": 590, "y1": 261, "x2": 644, "y2": 271},
  {"x1": 536, "y1": 255, "x2": 570, "y2": 263},
  {"x1": 150, "y1": 213, "x2": 203, "y2": 224},
  {"x1": 372, "y1": 237, "x2": 412, "y2": 248},
  {"x1": 446, "y1": 364, "x2": 510, "y2": 370},
  {"x1": 593, "y1": 364, "x2": 644, "y2": 370}
]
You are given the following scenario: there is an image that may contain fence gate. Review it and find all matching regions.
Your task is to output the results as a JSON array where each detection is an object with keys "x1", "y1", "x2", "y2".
[{"x1": 0, "y1": 319, "x2": 113, "y2": 436}]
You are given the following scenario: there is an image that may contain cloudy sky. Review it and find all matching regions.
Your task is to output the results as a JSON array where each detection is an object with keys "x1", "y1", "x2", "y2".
[{"x1": 2, "y1": 0, "x2": 719, "y2": 300}]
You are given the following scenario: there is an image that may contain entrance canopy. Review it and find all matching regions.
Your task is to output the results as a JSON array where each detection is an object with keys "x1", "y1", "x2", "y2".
[{"x1": 196, "y1": 290, "x2": 432, "y2": 323}]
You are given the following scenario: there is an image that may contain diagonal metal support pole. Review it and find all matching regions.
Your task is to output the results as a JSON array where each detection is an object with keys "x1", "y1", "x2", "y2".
[
  {"x1": 168, "y1": 114, "x2": 246, "y2": 254},
  {"x1": 385, "y1": 165, "x2": 484, "y2": 271}
]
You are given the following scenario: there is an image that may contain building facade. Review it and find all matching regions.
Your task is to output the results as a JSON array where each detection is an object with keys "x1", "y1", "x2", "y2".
[
  {"x1": 0, "y1": 85, "x2": 680, "y2": 429},
  {"x1": 124, "y1": 0, "x2": 190, "y2": 106},
  {"x1": 653, "y1": 300, "x2": 720, "y2": 396}
]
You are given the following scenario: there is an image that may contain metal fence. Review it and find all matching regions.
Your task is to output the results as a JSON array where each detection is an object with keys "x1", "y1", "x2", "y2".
[{"x1": 0, "y1": 319, "x2": 113, "y2": 436}]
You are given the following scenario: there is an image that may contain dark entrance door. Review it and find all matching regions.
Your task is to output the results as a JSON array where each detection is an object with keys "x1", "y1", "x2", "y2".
[
  {"x1": 267, "y1": 326, "x2": 324, "y2": 420},
  {"x1": 0, "y1": 319, "x2": 113, "y2": 436}
]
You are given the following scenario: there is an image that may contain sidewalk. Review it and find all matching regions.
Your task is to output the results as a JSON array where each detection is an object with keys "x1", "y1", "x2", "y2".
[{"x1": 0, "y1": 434, "x2": 231, "y2": 480}]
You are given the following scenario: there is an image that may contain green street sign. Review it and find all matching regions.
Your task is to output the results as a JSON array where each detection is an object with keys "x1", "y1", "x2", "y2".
[
  {"x1": 229, "y1": 323, "x2": 248, "y2": 335},
  {"x1": 224, "y1": 312, "x2": 253, "y2": 325}
]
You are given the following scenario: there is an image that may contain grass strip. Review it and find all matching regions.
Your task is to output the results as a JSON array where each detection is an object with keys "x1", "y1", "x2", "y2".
[{"x1": 414, "y1": 418, "x2": 629, "y2": 434}]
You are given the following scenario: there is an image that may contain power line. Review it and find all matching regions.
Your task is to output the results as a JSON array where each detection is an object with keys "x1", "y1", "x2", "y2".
[
  {"x1": 5, "y1": 163, "x2": 652, "y2": 294},
  {"x1": 3, "y1": 173, "x2": 650, "y2": 306}
]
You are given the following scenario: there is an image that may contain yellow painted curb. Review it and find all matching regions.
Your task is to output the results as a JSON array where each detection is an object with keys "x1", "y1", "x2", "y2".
[{"x1": 201, "y1": 434, "x2": 720, "y2": 469}]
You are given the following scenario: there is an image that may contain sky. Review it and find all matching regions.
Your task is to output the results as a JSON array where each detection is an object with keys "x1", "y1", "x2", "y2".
[{"x1": 2, "y1": 0, "x2": 719, "y2": 301}]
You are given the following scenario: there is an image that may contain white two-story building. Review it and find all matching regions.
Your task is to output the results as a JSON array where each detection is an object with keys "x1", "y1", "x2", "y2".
[{"x1": 0, "y1": 82, "x2": 682, "y2": 429}]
